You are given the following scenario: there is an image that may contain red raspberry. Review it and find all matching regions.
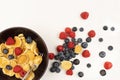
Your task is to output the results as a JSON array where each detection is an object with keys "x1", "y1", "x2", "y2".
[
  {"x1": 6, "y1": 37, "x2": 15, "y2": 45},
  {"x1": 82, "y1": 50, "x2": 90, "y2": 58},
  {"x1": 48, "y1": 53, "x2": 55, "y2": 60},
  {"x1": 66, "y1": 69, "x2": 73, "y2": 76},
  {"x1": 80, "y1": 11, "x2": 89, "y2": 20},
  {"x1": 15, "y1": 47, "x2": 23, "y2": 56},
  {"x1": 68, "y1": 42, "x2": 75, "y2": 49},
  {"x1": 88, "y1": 30, "x2": 96, "y2": 38},
  {"x1": 59, "y1": 32, "x2": 67, "y2": 39},
  {"x1": 19, "y1": 70, "x2": 27, "y2": 77},
  {"x1": 69, "y1": 31, "x2": 76, "y2": 38},
  {"x1": 65, "y1": 27, "x2": 72, "y2": 34},
  {"x1": 56, "y1": 45, "x2": 64, "y2": 52},
  {"x1": 104, "y1": 61, "x2": 113, "y2": 70},
  {"x1": 13, "y1": 65, "x2": 23, "y2": 73}
]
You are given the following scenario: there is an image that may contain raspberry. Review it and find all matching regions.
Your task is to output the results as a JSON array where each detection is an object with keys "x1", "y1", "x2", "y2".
[
  {"x1": 56, "y1": 45, "x2": 64, "y2": 52},
  {"x1": 104, "y1": 61, "x2": 113, "y2": 70},
  {"x1": 66, "y1": 69, "x2": 73, "y2": 75},
  {"x1": 69, "y1": 31, "x2": 75, "y2": 38},
  {"x1": 82, "y1": 50, "x2": 90, "y2": 58},
  {"x1": 59, "y1": 32, "x2": 67, "y2": 39},
  {"x1": 15, "y1": 47, "x2": 23, "y2": 56},
  {"x1": 80, "y1": 12, "x2": 89, "y2": 20},
  {"x1": 13, "y1": 65, "x2": 23, "y2": 73},
  {"x1": 19, "y1": 70, "x2": 27, "y2": 77},
  {"x1": 88, "y1": 30, "x2": 96, "y2": 38},
  {"x1": 6, "y1": 37, "x2": 15, "y2": 45},
  {"x1": 65, "y1": 27, "x2": 72, "y2": 34},
  {"x1": 68, "y1": 42, "x2": 75, "y2": 49},
  {"x1": 48, "y1": 53, "x2": 55, "y2": 60}
]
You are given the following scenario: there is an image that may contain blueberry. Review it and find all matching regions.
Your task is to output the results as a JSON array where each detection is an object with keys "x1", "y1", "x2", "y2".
[
  {"x1": 54, "y1": 55, "x2": 59, "y2": 60},
  {"x1": 81, "y1": 42, "x2": 88, "y2": 48},
  {"x1": 78, "y1": 72, "x2": 84, "y2": 77},
  {"x1": 26, "y1": 36, "x2": 33, "y2": 43},
  {"x1": 59, "y1": 56, "x2": 65, "y2": 61},
  {"x1": 108, "y1": 45, "x2": 113, "y2": 51},
  {"x1": 64, "y1": 52, "x2": 70, "y2": 57},
  {"x1": 73, "y1": 59, "x2": 80, "y2": 65},
  {"x1": 56, "y1": 68, "x2": 61, "y2": 73},
  {"x1": 71, "y1": 38, "x2": 76, "y2": 42},
  {"x1": 70, "y1": 52, "x2": 76, "y2": 58},
  {"x1": 98, "y1": 38, "x2": 103, "y2": 42},
  {"x1": 63, "y1": 43, "x2": 68, "y2": 48},
  {"x1": 71, "y1": 65, "x2": 75, "y2": 70},
  {"x1": 58, "y1": 52, "x2": 63, "y2": 56},
  {"x1": 111, "y1": 27, "x2": 115, "y2": 31},
  {"x1": 99, "y1": 51, "x2": 106, "y2": 58},
  {"x1": 8, "y1": 55, "x2": 14, "y2": 60},
  {"x1": 52, "y1": 62, "x2": 60, "y2": 67},
  {"x1": 86, "y1": 37, "x2": 92, "y2": 43},
  {"x1": 77, "y1": 38, "x2": 83, "y2": 43},
  {"x1": 100, "y1": 69, "x2": 106, "y2": 76},
  {"x1": 6, "y1": 65, "x2": 12, "y2": 70},
  {"x1": 64, "y1": 38, "x2": 70, "y2": 43},
  {"x1": 50, "y1": 67, "x2": 56, "y2": 72},
  {"x1": 79, "y1": 27, "x2": 84, "y2": 32},
  {"x1": 86, "y1": 63, "x2": 91, "y2": 68},
  {"x1": 72, "y1": 27, "x2": 77, "y2": 32},
  {"x1": 3, "y1": 48, "x2": 9, "y2": 54},
  {"x1": 103, "y1": 26, "x2": 108, "y2": 31}
]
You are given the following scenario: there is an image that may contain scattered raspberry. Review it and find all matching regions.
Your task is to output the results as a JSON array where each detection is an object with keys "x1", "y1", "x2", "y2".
[
  {"x1": 13, "y1": 65, "x2": 23, "y2": 73},
  {"x1": 104, "y1": 61, "x2": 113, "y2": 70},
  {"x1": 59, "y1": 32, "x2": 67, "y2": 39},
  {"x1": 15, "y1": 47, "x2": 23, "y2": 56},
  {"x1": 82, "y1": 50, "x2": 90, "y2": 58},
  {"x1": 65, "y1": 27, "x2": 72, "y2": 34},
  {"x1": 69, "y1": 31, "x2": 76, "y2": 38},
  {"x1": 68, "y1": 42, "x2": 75, "y2": 49},
  {"x1": 88, "y1": 30, "x2": 96, "y2": 38},
  {"x1": 48, "y1": 53, "x2": 55, "y2": 60},
  {"x1": 19, "y1": 70, "x2": 27, "y2": 77},
  {"x1": 6, "y1": 37, "x2": 15, "y2": 45},
  {"x1": 56, "y1": 45, "x2": 64, "y2": 52},
  {"x1": 66, "y1": 69, "x2": 73, "y2": 76},
  {"x1": 80, "y1": 11, "x2": 89, "y2": 20}
]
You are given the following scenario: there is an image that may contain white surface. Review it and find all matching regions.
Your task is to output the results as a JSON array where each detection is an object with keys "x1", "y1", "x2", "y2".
[{"x1": 0, "y1": 0, "x2": 120, "y2": 80}]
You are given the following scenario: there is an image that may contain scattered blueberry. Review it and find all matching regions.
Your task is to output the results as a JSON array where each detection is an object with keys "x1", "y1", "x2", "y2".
[
  {"x1": 110, "y1": 27, "x2": 115, "y2": 31},
  {"x1": 108, "y1": 45, "x2": 113, "y2": 51},
  {"x1": 71, "y1": 38, "x2": 76, "y2": 42},
  {"x1": 78, "y1": 71, "x2": 84, "y2": 77},
  {"x1": 81, "y1": 42, "x2": 88, "y2": 48},
  {"x1": 54, "y1": 55, "x2": 59, "y2": 60},
  {"x1": 3, "y1": 48, "x2": 9, "y2": 54},
  {"x1": 8, "y1": 55, "x2": 14, "y2": 60},
  {"x1": 26, "y1": 36, "x2": 33, "y2": 43},
  {"x1": 64, "y1": 38, "x2": 70, "y2": 43},
  {"x1": 72, "y1": 27, "x2": 77, "y2": 32},
  {"x1": 99, "y1": 51, "x2": 106, "y2": 58},
  {"x1": 77, "y1": 38, "x2": 83, "y2": 43},
  {"x1": 86, "y1": 63, "x2": 91, "y2": 68},
  {"x1": 100, "y1": 69, "x2": 106, "y2": 76},
  {"x1": 73, "y1": 59, "x2": 80, "y2": 65},
  {"x1": 56, "y1": 68, "x2": 61, "y2": 73},
  {"x1": 79, "y1": 27, "x2": 84, "y2": 32},
  {"x1": 50, "y1": 67, "x2": 56, "y2": 72},
  {"x1": 71, "y1": 65, "x2": 75, "y2": 70},
  {"x1": 98, "y1": 38, "x2": 103, "y2": 42},
  {"x1": 86, "y1": 37, "x2": 92, "y2": 43},
  {"x1": 53, "y1": 62, "x2": 60, "y2": 67},
  {"x1": 6, "y1": 65, "x2": 12, "y2": 70},
  {"x1": 103, "y1": 26, "x2": 108, "y2": 31}
]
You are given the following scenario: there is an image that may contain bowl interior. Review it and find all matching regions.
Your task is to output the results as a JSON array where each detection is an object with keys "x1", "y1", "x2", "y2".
[{"x1": 0, "y1": 27, "x2": 48, "y2": 80}]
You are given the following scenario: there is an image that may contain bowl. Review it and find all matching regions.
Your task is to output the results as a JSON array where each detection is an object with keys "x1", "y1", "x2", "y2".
[{"x1": 0, "y1": 27, "x2": 48, "y2": 80}]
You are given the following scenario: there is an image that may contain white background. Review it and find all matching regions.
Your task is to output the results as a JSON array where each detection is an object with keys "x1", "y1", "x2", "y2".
[{"x1": 0, "y1": 0, "x2": 120, "y2": 80}]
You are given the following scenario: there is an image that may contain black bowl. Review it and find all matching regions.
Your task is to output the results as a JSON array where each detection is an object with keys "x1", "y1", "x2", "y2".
[{"x1": 0, "y1": 27, "x2": 48, "y2": 80}]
